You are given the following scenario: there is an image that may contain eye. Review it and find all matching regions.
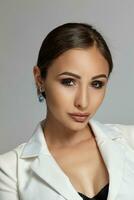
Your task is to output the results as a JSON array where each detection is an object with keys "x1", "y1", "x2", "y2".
[
  {"x1": 91, "y1": 80, "x2": 105, "y2": 89},
  {"x1": 60, "y1": 78, "x2": 75, "y2": 86}
]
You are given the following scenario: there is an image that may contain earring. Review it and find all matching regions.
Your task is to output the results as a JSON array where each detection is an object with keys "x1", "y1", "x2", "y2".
[{"x1": 38, "y1": 86, "x2": 45, "y2": 102}]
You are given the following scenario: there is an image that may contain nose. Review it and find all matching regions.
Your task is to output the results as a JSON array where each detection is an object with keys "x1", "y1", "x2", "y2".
[{"x1": 74, "y1": 86, "x2": 89, "y2": 110}]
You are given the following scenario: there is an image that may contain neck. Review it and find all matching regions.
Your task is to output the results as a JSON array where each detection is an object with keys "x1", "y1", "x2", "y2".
[{"x1": 41, "y1": 117, "x2": 95, "y2": 150}]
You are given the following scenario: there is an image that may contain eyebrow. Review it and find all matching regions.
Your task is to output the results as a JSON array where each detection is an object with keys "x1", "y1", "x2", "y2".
[{"x1": 57, "y1": 72, "x2": 108, "y2": 80}]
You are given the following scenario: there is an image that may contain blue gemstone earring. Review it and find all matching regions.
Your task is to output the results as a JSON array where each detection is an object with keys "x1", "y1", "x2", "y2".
[{"x1": 38, "y1": 86, "x2": 44, "y2": 102}]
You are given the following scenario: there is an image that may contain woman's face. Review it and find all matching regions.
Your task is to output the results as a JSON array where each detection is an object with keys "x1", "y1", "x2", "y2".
[{"x1": 34, "y1": 46, "x2": 109, "y2": 131}]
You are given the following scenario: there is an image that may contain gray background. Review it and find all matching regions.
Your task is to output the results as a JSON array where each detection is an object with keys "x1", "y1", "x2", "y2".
[{"x1": 0, "y1": 0, "x2": 133, "y2": 154}]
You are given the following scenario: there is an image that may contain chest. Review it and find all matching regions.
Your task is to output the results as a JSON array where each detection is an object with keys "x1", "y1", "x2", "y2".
[
  {"x1": 19, "y1": 137, "x2": 134, "y2": 200},
  {"x1": 51, "y1": 139, "x2": 109, "y2": 198}
]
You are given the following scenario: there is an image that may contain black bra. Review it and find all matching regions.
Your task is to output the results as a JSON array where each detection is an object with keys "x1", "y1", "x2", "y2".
[{"x1": 78, "y1": 183, "x2": 109, "y2": 200}]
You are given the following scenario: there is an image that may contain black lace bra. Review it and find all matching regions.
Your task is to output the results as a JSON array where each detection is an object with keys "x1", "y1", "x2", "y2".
[{"x1": 78, "y1": 183, "x2": 109, "y2": 200}]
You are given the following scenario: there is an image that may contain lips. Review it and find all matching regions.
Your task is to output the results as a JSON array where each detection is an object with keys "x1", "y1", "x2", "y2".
[
  {"x1": 69, "y1": 113, "x2": 89, "y2": 117},
  {"x1": 68, "y1": 113, "x2": 89, "y2": 122}
]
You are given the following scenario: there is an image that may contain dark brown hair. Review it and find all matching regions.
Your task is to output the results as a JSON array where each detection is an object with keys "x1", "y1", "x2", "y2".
[{"x1": 37, "y1": 22, "x2": 113, "y2": 99}]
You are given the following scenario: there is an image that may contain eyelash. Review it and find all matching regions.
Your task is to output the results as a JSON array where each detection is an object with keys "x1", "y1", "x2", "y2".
[{"x1": 60, "y1": 78, "x2": 105, "y2": 89}]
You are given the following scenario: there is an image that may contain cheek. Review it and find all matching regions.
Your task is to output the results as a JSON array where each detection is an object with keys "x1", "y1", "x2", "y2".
[
  {"x1": 91, "y1": 90, "x2": 106, "y2": 107},
  {"x1": 45, "y1": 85, "x2": 71, "y2": 108}
]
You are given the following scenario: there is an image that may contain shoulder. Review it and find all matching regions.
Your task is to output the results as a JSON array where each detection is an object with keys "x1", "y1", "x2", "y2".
[
  {"x1": 104, "y1": 123, "x2": 134, "y2": 149},
  {"x1": 104, "y1": 123, "x2": 134, "y2": 138},
  {"x1": 0, "y1": 143, "x2": 26, "y2": 182},
  {"x1": 0, "y1": 143, "x2": 26, "y2": 198},
  {"x1": 0, "y1": 142, "x2": 26, "y2": 162}
]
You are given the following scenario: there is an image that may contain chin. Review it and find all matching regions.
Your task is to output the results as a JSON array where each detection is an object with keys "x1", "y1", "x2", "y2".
[{"x1": 67, "y1": 118, "x2": 88, "y2": 130}]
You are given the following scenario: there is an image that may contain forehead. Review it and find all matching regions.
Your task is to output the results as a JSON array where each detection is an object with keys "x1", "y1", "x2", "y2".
[{"x1": 48, "y1": 46, "x2": 109, "y2": 77}]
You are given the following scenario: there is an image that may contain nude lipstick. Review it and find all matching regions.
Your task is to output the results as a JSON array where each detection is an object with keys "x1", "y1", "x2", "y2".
[{"x1": 68, "y1": 113, "x2": 89, "y2": 122}]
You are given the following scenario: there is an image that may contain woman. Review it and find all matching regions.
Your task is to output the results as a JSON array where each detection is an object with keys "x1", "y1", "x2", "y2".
[{"x1": 0, "y1": 23, "x2": 134, "y2": 200}]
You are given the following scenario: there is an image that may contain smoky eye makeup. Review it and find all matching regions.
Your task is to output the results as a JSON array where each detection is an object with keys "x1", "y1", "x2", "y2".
[
  {"x1": 60, "y1": 78, "x2": 106, "y2": 89},
  {"x1": 60, "y1": 78, "x2": 75, "y2": 86},
  {"x1": 91, "y1": 80, "x2": 106, "y2": 89}
]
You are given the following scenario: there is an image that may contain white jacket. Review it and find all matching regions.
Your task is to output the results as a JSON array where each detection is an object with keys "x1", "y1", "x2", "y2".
[{"x1": 0, "y1": 118, "x2": 134, "y2": 200}]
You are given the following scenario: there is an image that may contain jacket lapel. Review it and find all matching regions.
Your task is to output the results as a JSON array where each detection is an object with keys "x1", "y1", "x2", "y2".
[
  {"x1": 20, "y1": 118, "x2": 126, "y2": 200},
  {"x1": 97, "y1": 139, "x2": 125, "y2": 200},
  {"x1": 30, "y1": 153, "x2": 83, "y2": 200},
  {"x1": 21, "y1": 120, "x2": 82, "y2": 200},
  {"x1": 90, "y1": 120, "x2": 126, "y2": 200}
]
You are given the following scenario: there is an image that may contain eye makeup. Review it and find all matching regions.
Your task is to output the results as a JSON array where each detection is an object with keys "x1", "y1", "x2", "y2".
[{"x1": 60, "y1": 78, "x2": 106, "y2": 89}]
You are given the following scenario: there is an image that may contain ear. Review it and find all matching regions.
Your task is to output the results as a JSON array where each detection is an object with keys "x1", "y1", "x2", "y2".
[{"x1": 33, "y1": 66, "x2": 44, "y2": 88}]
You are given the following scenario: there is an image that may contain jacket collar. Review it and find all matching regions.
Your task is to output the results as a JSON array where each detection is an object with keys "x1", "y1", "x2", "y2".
[
  {"x1": 20, "y1": 119, "x2": 50, "y2": 158},
  {"x1": 20, "y1": 118, "x2": 122, "y2": 159},
  {"x1": 20, "y1": 118, "x2": 125, "y2": 200}
]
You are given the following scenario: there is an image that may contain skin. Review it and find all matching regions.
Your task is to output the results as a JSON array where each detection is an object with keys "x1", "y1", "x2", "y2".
[
  {"x1": 33, "y1": 45, "x2": 109, "y2": 149},
  {"x1": 33, "y1": 46, "x2": 110, "y2": 197}
]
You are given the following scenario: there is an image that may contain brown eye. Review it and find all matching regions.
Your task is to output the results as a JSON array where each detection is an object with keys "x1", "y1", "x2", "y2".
[
  {"x1": 60, "y1": 78, "x2": 75, "y2": 86},
  {"x1": 91, "y1": 80, "x2": 105, "y2": 89}
]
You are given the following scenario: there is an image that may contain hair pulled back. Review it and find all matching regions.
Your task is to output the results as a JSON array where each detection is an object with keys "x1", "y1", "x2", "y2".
[{"x1": 37, "y1": 22, "x2": 113, "y2": 99}]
